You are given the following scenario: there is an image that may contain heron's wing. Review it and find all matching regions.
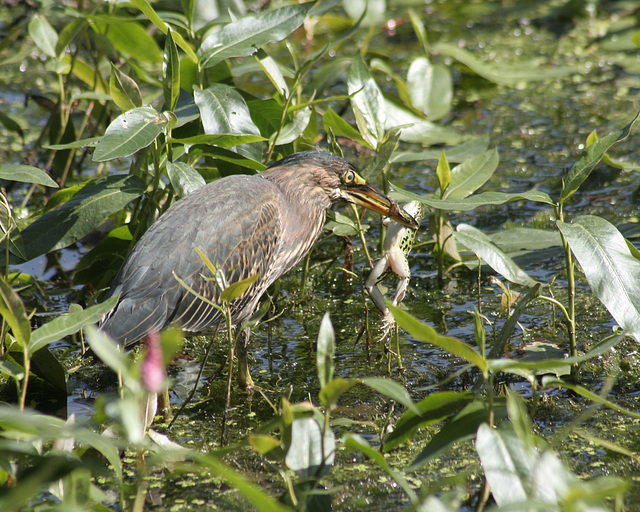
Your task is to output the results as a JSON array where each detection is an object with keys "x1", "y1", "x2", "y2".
[{"x1": 99, "y1": 176, "x2": 283, "y2": 345}]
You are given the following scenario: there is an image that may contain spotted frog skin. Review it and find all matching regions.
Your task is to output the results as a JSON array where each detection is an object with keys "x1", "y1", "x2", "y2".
[{"x1": 366, "y1": 200, "x2": 425, "y2": 335}]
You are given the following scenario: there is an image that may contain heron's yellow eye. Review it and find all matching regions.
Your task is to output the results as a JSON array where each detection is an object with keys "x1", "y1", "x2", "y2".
[{"x1": 343, "y1": 170, "x2": 356, "y2": 183}]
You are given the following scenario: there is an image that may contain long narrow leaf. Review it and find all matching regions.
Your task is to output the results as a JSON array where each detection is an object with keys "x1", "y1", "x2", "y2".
[
  {"x1": 455, "y1": 224, "x2": 538, "y2": 287},
  {"x1": 388, "y1": 303, "x2": 488, "y2": 373},
  {"x1": 557, "y1": 215, "x2": 640, "y2": 341}
]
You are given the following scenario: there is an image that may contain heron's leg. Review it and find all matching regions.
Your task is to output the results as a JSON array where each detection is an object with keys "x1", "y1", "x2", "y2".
[{"x1": 236, "y1": 327, "x2": 254, "y2": 389}]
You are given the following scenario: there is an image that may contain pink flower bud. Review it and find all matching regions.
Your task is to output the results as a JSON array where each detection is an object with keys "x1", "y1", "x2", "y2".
[{"x1": 140, "y1": 330, "x2": 166, "y2": 393}]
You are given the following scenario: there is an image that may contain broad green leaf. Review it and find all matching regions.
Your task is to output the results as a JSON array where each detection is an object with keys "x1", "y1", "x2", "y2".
[
  {"x1": 476, "y1": 423, "x2": 530, "y2": 505},
  {"x1": 198, "y1": 3, "x2": 313, "y2": 69},
  {"x1": 284, "y1": 416, "x2": 335, "y2": 478},
  {"x1": 166, "y1": 162, "x2": 206, "y2": 197},
  {"x1": 407, "y1": 57, "x2": 452, "y2": 121},
  {"x1": 391, "y1": 134, "x2": 490, "y2": 164},
  {"x1": 433, "y1": 42, "x2": 578, "y2": 85},
  {"x1": 109, "y1": 64, "x2": 142, "y2": 111},
  {"x1": 0, "y1": 165, "x2": 58, "y2": 188},
  {"x1": 20, "y1": 174, "x2": 145, "y2": 261},
  {"x1": 101, "y1": 21, "x2": 162, "y2": 64},
  {"x1": 192, "y1": 146, "x2": 266, "y2": 171},
  {"x1": 388, "y1": 303, "x2": 488, "y2": 373},
  {"x1": 14, "y1": 346, "x2": 67, "y2": 392},
  {"x1": 220, "y1": 273, "x2": 260, "y2": 303},
  {"x1": 274, "y1": 107, "x2": 311, "y2": 145},
  {"x1": 443, "y1": 149, "x2": 499, "y2": 200},
  {"x1": 455, "y1": 224, "x2": 538, "y2": 287},
  {"x1": 408, "y1": 399, "x2": 507, "y2": 470},
  {"x1": 489, "y1": 228, "x2": 562, "y2": 253},
  {"x1": 163, "y1": 29, "x2": 180, "y2": 112},
  {"x1": 560, "y1": 113, "x2": 639, "y2": 202},
  {"x1": 194, "y1": 84, "x2": 262, "y2": 160},
  {"x1": 93, "y1": 106, "x2": 169, "y2": 162},
  {"x1": 384, "y1": 391, "x2": 474, "y2": 451},
  {"x1": 316, "y1": 312, "x2": 335, "y2": 389},
  {"x1": 0, "y1": 275, "x2": 30, "y2": 349},
  {"x1": 391, "y1": 187, "x2": 555, "y2": 211},
  {"x1": 384, "y1": 95, "x2": 463, "y2": 145},
  {"x1": 28, "y1": 15, "x2": 58, "y2": 59},
  {"x1": 361, "y1": 377, "x2": 419, "y2": 414},
  {"x1": 29, "y1": 296, "x2": 120, "y2": 353},
  {"x1": 557, "y1": 215, "x2": 640, "y2": 341},
  {"x1": 55, "y1": 17, "x2": 87, "y2": 57},
  {"x1": 342, "y1": 0, "x2": 386, "y2": 27},
  {"x1": 322, "y1": 107, "x2": 373, "y2": 150},
  {"x1": 348, "y1": 52, "x2": 386, "y2": 148}
]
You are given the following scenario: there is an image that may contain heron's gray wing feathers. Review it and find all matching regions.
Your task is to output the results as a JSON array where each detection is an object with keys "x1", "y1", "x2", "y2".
[{"x1": 99, "y1": 175, "x2": 283, "y2": 345}]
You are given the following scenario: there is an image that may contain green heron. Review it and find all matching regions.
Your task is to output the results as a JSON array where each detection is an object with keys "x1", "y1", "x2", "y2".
[{"x1": 99, "y1": 150, "x2": 417, "y2": 387}]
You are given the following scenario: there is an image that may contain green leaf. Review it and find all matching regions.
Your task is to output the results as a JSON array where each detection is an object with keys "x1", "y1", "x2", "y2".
[
  {"x1": 443, "y1": 149, "x2": 499, "y2": 200},
  {"x1": 0, "y1": 275, "x2": 30, "y2": 349},
  {"x1": 85, "y1": 326, "x2": 136, "y2": 388},
  {"x1": 20, "y1": 174, "x2": 145, "y2": 261},
  {"x1": 166, "y1": 162, "x2": 206, "y2": 198},
  {"x1": 316, "y1": 312, "x2": 335, "y2": 389},
  {"x1": 255, "y1": 48, "x2": 289, "y2": 98},
  {"x1": 436, "y1": 151, "x2": 451, "y2": 195},
  {"x1": 220, "y1": 273, "x2": 260, "y2": 303},
  {"x1": 0, "y1": 193, "x2": 26, "y2": 261},
  {"x1": 0, "y1": 165, "x2": 58, "y2": 188},
  {"x1": 109, "y1": 64, "x2": 142, "y2": 111},
  {"x1": 168, "y1": 134, "x2": 267, "y2": 148},
  {"x1": 455, "y1": 224, "x2": 538, "y2": 287},
  {"x1": 284, "y1": 416, "x2": 335, "y2": 478},
  {"x1": 391, "y1": 134, "x2": 490, "y2": 164},
  {"x1": 322, "y1": 107, "x2": 373, "y2": 150},
  {"x1": 194, "y1": 84, "x2": 262, "y2": 160},
  {"x1": 198, "y1": 3, "x2": 314, "y2": 69},
  {"x1": 274, "y1": 107, "x2": 311, "y2": 146},
  {"x1": 560, "y1": 113, "x2": 639, "y2": 202},
  {"x1": 384, "y1": 391, "x2": 474, "y2": 451},
  {"x1": 557, "y1": 215, "x2": 640, "y2": 341},
  {"x1": 361, "y1": 377, "x2": 418, "y2": 414},
  {"x1": 163, "y1": 29, "x2": 180, "y2": 112},
  {"x1": 93, "y1": 106, "x2": 169, "y2": 162},
  {"x1": 29, "y1": 296, "x2": 120, "y2": 353},
  {"x1": 388, "y1": 303, "x2": 489, "y2": 373},
  {"x1": 28, "y1": 15, "x2": 58, "y2": 59},
  {"x1": 408, "y1": 399, "x2": 507, "y2": 470},
  {"x1": 101, "y1": 21, "x2": 162, "y2": 64},
  {"x1": 362, "y1": 128, "x2": 401, "y2": 181},
  {"x1": 319, "y1": 377, "x2": 357, "y2": 408},
  {"x1": 348, "y1": 52, "x2": 386, "y2": 148},
  {"x1": 384, "y1": 96, "x2": 464, "y2": 145},
  {"x1": 0, "y1": 110, "x2": 25, "y2": 139},
  {"x1": 406, "y1": 57, "x2": 452, "y2": 121},
  {"x1": 433, "y1": 42, "x2": 578, "y2": 85},
  {"x1": 391, "y1": 187, "x2": 555, "y2": 211},
  {"x1": 476, "y1": 423, "x2": 530, "y2": 505}
]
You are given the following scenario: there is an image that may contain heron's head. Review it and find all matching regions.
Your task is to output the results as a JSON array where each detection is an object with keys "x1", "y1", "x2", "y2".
[{"x1": 268, "y1": 151, "x2": 418, "y2": 229}]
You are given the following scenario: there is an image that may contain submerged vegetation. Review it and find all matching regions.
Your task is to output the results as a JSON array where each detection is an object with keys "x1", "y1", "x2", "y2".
[{"x1": 1, "y1": 0, "x2": 640, "y2": 510}]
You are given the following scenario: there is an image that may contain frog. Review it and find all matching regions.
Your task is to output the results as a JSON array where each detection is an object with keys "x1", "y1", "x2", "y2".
[{"x1": 365, "y1": 200, "x2": 425, "y2": 338}]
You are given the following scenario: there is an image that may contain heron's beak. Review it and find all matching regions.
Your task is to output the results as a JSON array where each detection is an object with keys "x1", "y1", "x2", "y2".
[{"x1": 346, "y1": 183, "x2": 419, "y2": 229}]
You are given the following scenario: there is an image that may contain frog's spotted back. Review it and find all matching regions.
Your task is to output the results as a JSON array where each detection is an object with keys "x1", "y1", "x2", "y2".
[{"x1": 398, "y1": 201, "x2": 425, "y2": 255}]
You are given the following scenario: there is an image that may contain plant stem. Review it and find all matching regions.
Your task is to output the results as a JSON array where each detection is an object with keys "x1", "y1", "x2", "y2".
[{"x1": 557, "y1": 206, "x2": 578, "y2": 380}]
